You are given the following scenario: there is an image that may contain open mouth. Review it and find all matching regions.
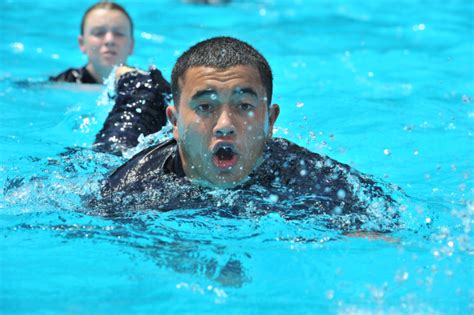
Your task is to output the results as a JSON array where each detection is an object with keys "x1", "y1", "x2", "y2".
[{"x1": 212, "y1": 144, "x2": 239, "y2": 169}]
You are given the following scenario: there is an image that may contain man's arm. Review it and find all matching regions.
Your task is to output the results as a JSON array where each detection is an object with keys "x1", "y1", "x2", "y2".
[{"x1": 93, "y1": 66, "x2": 171, "y2": 155}]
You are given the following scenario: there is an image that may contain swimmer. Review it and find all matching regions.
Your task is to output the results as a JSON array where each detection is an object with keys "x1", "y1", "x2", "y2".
[
  {"x1": 97, "y1": 37, "x2": 398, "y2": 230},
  {"x1": 49, "y1": 2, "x2": 134, "y2": 84}
]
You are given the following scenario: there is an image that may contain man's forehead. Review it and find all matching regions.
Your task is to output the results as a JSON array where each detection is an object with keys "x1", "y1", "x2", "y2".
[
  {"x1": 85, "y1": 9, "x2": 130, "y2": 27},
  {"x1": 179, "y1": 65, "x2": 264, "y2": 93}
]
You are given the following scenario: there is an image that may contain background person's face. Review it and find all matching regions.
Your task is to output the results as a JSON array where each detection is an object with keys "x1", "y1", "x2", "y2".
[
  {"x1": 79, "y1": 8, "x2": 133, "y2": 75},
  {"x1": 167, "y1": 66, "x2": 279, "y2": 188}
]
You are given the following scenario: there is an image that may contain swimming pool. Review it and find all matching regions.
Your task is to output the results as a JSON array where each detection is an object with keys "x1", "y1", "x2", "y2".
[{"x1": 1, "y1": 0, "x2": 472, "y2": 314}]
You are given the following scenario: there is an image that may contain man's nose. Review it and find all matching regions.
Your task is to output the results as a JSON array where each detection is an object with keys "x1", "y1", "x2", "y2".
[
  {"x1": 213, "y1": 108, "x2": 236, "y2": 137},
  {"x1": 104, "y1": 32, "x2": 116, "y2": 46}
]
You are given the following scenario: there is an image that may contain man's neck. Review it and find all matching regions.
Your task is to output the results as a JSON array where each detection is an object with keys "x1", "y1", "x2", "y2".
[{"x1": 85, "y1": 64, "x2": 112, "y2": 84}]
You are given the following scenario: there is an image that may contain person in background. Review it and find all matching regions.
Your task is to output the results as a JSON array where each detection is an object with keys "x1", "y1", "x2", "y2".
[
  {"x1": 49, "y1": 2, "x2": 171, "y2": 154},
  {"x1": 50, "y1": 2, "x2": 134, "y2": 84}
]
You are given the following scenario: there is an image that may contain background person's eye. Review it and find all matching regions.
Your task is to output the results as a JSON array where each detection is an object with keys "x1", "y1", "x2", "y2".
[{"x1": 92, "y1": 30, "x2": 106, "y2": 37}]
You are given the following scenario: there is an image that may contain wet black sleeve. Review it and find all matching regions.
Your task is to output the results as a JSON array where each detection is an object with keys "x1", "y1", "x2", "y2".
[{"x1": 93, "y1": 68, "x2": 171, "y2": 155}]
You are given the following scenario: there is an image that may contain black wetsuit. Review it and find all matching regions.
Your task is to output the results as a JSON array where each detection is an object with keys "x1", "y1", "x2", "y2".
[
  {"x1": 93, "y1": 69, "x2": 171, "y2": 155},
  {"x1": 95, "y1": 71, "x2": 398, "y2": 230},
  {"x1": 49, "y1": 66, "x2": 98, "y2": 84}
]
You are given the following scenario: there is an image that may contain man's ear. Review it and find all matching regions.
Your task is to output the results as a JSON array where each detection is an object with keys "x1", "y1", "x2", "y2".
[
  {"x1": 128, "y1": 39, "x2": 134, "y2": 55},
  {"x1": 166, "y1": 106, "x2": 179, "y2": 141},
  {"x1": 78, "y1": 35, "x2": 86, "y2": 54},
  {"x1": 267, "y1": 104, "x2": 280, "y2": 137}
]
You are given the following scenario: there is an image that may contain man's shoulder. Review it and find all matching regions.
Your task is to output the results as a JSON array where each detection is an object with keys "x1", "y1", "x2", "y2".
[
  {"x1": 103, "y1": 138, "x2": 177, "y2": 194},
  {"x1": 260, "y1": 137, "x2": 397, "y2": 221},
  {"x1": 267, "y1": 137, "x2": 369, "y2": 181},
  {"x1": 267, "y1": 137, "x2": 328, "y2": 166},
  {"x1": 49, "y1": 67, "x2": 97, "y2": 84},
  {"x1": 263, "y1": 137, "x2": 386, "y2": 196},
  {"x1": 270, "y1": 137, "x2": 356, "y2": 167}
]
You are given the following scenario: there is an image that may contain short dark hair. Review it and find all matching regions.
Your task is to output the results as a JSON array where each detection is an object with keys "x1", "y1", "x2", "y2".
[
  {"x1": 80, "y1": 2, "x2": 134, "y2": 39},
  {"x1": 171, "y1": 36, "x2": 273, "y2": 106}
]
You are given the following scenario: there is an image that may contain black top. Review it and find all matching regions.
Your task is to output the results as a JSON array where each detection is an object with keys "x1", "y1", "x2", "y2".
[
  {"x1": 98, "y1": 137, "x2": 398, "y2": 230},
  {"x1": 93, "y1": 68, "x2": 171, "y2": 155},
  {"x1": 49, "y1": 66, "x2": 98, "y2": 84}
]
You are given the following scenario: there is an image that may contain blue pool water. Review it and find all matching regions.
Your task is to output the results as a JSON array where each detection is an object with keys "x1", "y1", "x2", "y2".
[{"x1": 1, "y1": 0, "x2": 473, "y2": 314}]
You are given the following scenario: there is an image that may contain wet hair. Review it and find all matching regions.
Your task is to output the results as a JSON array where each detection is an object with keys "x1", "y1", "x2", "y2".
[
  {"x1": 171, "y1": 36, "x2": 273, "y2": 106},
  {"x1": 80, "y1": 2, "x2": 134, "y2": 39}
]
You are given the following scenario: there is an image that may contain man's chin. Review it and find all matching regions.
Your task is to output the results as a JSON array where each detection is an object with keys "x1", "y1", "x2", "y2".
[{"x1": 100, "y1": 57, "x2": 122, "y2": 67}]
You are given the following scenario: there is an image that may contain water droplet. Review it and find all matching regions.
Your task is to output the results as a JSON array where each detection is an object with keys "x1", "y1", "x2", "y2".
[
  {"x1": 268, "y1": 194, "x2": 279, "y2": 203},
  {"x1": 10, "y1": 42, "x2": 24, "y2": 53},
  {"x1": 395, "y1": 271, "x2": 409, "y2": 283},
  {"x1": 337, "y1": 189, "x2": 346, "y2": 199},
  {"x1": 325, "y1": 290, "x2": 334, "y2": 300}
]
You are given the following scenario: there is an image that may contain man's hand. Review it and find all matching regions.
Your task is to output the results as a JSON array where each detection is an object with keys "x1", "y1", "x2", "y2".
[{"x1": 115, "y1": 66, "x2": 145, "y2": 82}]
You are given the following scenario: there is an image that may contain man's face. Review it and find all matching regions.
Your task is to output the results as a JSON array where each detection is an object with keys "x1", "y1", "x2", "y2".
[
  {"x1": 166, "y1": 65, "x2": 279, "y2": 188},
  {"x1": 79, "y1": 8, "x2": 133, "y2": 75}
]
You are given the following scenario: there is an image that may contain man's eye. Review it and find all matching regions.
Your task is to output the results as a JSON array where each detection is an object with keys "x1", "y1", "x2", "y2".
[
  {"x1": 239, "y1": 103, "x2": 255, "y2": 111},
  {"x1": 197, "y1": 104, "x2": 212, "y2": 112},
  {"x1": 113, "y1": 31, "x2": 126, "y2": 37},
  {"x1": 92, "y1": 30, "x2": 106, "y2": 37}
]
